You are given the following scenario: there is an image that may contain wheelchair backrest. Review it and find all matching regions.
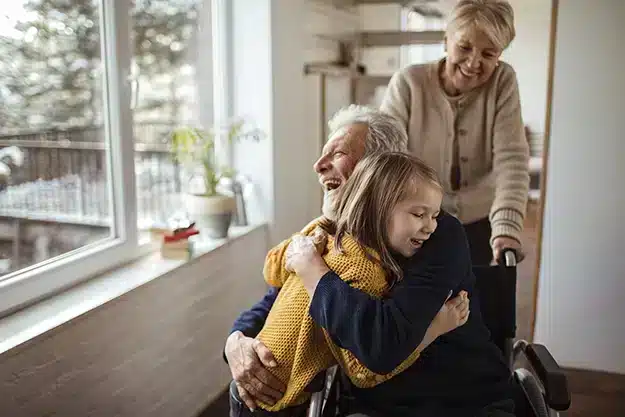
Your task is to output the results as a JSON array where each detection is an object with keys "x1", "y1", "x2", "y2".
[{"x1": 472, "y1": 264, "x2": 517, "y2": 354}]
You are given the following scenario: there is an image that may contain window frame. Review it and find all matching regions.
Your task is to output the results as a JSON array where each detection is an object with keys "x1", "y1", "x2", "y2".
[
  {"x1": 0, "y1": 0, "x2": 219, "y2": 317},
  {"x1": 211, "y1": 0, "x2": 233, "y2": 162}
]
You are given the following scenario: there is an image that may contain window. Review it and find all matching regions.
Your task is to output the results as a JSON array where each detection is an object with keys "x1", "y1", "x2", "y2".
[
  {"x1": 0, "y1": 1, "x2": 112, "y2": 269},
  {"x1": 131, "y1": 0, "x2": 208, "y2": 233},
  {"x1": 0, "y1": 0, "x2": 223, "y2": 316},
  {"x1": 131, "y1": 0, "x2": 232, "y2": 234}
]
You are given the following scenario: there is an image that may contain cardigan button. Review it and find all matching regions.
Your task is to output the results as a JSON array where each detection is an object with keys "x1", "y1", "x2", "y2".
[
  {"x1": 458, "y1": 128, "x2": 468, "y2": 135},
  {"x1": 460, "y1": 156, "x2": 469, "y2": 163}
]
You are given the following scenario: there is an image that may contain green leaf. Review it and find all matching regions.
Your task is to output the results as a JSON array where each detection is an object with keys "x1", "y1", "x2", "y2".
[{"x1": 169, "y1": 119, "x2": 264, "y2": 196}]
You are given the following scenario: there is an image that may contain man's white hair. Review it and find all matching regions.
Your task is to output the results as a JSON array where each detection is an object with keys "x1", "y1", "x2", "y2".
[{"x1": 328, "y1": 105, "x2": 408, "y2": 155}]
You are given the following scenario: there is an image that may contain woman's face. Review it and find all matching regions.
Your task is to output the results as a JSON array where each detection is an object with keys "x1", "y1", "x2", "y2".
[{"x1": 443, "y1": 27, "x2": 502, "y2": 95}]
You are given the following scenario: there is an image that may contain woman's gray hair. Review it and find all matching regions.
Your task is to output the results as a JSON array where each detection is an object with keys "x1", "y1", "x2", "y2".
[
  {"x1": 328, "y1": 105, "x2": 408, "y2": 155},
  {"x1": 447, "y1": 0, "x2": 516, "y2": 51}
]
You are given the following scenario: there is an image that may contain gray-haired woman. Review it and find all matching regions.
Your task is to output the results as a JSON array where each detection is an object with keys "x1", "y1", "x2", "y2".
[{"x1": 381, "y1": 0, "x2": 530, "y2": 265}]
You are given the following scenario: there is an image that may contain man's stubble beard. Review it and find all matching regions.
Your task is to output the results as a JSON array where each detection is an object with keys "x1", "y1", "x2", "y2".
[{"x1": 321, "y1": 189, "x2": 338, "y2": 222}]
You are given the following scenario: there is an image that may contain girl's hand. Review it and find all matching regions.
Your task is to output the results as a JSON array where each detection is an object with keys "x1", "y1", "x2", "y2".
[{"x1": 430, "y1": 290, "x2": 470, "y2": 337}]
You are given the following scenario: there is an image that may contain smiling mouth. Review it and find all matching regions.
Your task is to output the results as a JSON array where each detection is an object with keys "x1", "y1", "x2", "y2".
[
  {"x1": 458, "y1": 66, "x2": 479, "y2": 78},
  {"x1": 410, "y1": 238, "x2": 424, "y2": 248},
  {"x1": 323, "y1": 179, "x2": 341, "y2": 191}
]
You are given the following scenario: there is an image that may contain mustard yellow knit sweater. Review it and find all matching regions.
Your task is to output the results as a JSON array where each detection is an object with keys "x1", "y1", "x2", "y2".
[{"x1": 256, "y1": 218, "x2": 425, "y2": 411}]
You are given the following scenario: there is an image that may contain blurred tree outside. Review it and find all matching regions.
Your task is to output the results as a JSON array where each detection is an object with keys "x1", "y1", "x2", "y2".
[{"x1": 0, "y1": 0, "x2": 201, "y2": 134}]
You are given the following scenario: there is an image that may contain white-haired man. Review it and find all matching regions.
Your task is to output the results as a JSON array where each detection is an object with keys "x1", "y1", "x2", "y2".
[
  {"x1": 224, "y1": 105, "x2": 408, "y2": 407},
  {"x1": 224, "y1": 106, "x2": 515, "y2": 417},
  {"x1": 315, "y1": 105, "x2": 408, "y2": 220}
]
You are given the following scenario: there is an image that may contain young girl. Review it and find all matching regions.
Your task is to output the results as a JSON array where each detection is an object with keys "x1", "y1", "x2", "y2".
[{"x1": 243, "y1": 152, "x2": 470, "y2": 414}]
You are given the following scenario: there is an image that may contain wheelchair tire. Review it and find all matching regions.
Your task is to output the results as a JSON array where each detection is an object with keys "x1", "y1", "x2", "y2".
[{"x1": 515, "y1": 368, "x2": 550, "y2": 417}]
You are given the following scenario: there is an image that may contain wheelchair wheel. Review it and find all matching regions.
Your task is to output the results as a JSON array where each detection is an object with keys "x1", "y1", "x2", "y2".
[{"x1": 515, "y1": 368, "x2": 550, "y2": 417}]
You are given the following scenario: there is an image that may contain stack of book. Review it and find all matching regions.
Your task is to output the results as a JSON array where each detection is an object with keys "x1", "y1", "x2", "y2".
[{"x1": 159, "y1": 224, "x2": 200, "y2": 260}]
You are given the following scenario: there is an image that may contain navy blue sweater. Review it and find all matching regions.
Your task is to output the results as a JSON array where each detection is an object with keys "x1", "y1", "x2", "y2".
[{"x1": 230, "y1": 213, "x2": 514, "y2": 416}]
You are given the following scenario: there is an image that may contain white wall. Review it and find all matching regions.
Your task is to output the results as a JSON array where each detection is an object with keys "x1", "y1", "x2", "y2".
[
  {"x1": 501, "y1": 0, "x2": 552, "y2": 156},
  {"x1": 534, "y1": 0, "x2": 625, "y2": 374},
  {"x1": 231, "y1": 0, "x2": 273, "y2": 229},
  {"x1": 231, "y1": 0, "x2": 360, "y2": 243}
]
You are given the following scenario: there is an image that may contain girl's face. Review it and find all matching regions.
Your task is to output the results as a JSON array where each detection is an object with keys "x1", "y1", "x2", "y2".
[
  {"x1": 387, "y1": 184, "x2": 442, "y2": 258},
  {"x1": 443, "y1": 27, "x2": 502, "y2": 95}
]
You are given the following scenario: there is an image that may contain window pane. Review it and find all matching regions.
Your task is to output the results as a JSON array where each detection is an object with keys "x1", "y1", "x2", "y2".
[
  {"x1": 131, "y1": 0, "x2": 206, "y2": 233},
  {"x1": 0, "y1": 0, "x2": 113, "y2": 277}
]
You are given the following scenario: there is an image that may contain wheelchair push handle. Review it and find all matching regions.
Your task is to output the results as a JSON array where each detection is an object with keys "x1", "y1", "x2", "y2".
[{"x1": 497, "y1": 248, "x2": 517, "y2": 267}]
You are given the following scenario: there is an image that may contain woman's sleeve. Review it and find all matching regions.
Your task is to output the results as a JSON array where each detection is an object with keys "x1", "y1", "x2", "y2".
[
  {"x1": 380, "y1": 69, "x2": 411, "y2": 131},
  {"x1": 489, "y1": 66, "x2": 530, "y2": 245}
]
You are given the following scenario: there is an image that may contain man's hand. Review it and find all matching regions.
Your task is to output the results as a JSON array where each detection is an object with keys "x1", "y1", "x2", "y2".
[
  {"x1": 224, "y1": 331, "x2": 286, "y2": 411},
  {"x1": 491, "y1": 236, "x2": 524, "y2": 264},
  {"x1": 285, "y1": 232, "x2": 330, "y2": 297}
]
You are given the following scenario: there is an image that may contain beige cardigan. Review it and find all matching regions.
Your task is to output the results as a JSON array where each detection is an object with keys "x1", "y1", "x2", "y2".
[{"x1": 380, "y1": 60, "x2": 529, "y2": 244}]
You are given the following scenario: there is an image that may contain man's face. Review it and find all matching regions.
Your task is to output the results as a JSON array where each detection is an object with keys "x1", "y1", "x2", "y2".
[{"x1": 313, "y1": 123, "x2": 367, "y2": 219}]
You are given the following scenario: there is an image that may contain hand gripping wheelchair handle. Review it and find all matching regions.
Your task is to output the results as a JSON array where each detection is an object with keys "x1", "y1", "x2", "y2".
[
  {"x1": 498, "y1": 248, "x2": 518, "y2": 267},
  {"x1": 514, "y1": 340, "x2": 572, "y2": 411}
]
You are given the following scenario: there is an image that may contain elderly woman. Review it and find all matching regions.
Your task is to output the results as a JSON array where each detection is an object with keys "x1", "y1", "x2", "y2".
[{"x1": 381, "y1": 0, "x2": 529, "y2": 265}]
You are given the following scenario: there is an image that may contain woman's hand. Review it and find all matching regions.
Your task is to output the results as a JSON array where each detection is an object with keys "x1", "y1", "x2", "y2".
[
  {"x1": 491, "y1": 236, "x2": 525, "y2": 263},
  {"x1": 285, "y1": 229, "x2": 330, "y2": 297}
]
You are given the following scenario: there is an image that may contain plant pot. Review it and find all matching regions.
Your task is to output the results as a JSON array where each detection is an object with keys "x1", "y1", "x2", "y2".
[{"x1": 184, "y1": 193, "x2": 236, "y2": 239}]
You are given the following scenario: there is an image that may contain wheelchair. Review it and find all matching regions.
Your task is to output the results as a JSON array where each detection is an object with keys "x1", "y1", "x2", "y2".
[{"x1": 306, "y1": 250, "x2": 572, "y2": 417}]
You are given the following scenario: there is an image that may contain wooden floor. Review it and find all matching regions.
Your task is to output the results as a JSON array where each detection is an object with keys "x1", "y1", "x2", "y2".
[
  {"x1": 561, "y1": 368, "x2": 625, "y2": 417},
  {"x1": 515, "y1": 201, "x2": 540, "y2": 343},
  {"x1": 203, "y1": 202, "x2": 625, "y2": 416}
]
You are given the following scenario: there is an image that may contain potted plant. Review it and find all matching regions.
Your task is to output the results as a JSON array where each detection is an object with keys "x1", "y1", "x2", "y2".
[{"x1": 170, "y1": 120, "x2": 261, "y2": 238}]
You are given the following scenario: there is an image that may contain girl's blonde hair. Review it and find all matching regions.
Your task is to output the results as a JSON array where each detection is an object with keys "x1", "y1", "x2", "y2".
[
  {"x1": 327, "y1": 152, "x2": 442, "y2": 284},
  {"x1": 446, "y1": 0, "x2": 516, "y2": 51}
]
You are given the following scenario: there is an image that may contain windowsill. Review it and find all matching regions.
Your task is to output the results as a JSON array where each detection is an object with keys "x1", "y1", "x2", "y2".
[{"x1": 0, "y1": 223, "x2": 266, "y2": 356}]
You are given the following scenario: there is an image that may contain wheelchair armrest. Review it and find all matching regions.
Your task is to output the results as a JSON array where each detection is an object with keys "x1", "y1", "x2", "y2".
[{"x1": 522, "y1": 343, "x2": 571, "y2": 411}]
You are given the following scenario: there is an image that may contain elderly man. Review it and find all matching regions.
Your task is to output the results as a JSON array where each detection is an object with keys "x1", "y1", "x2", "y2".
[
  {"x1": 224, "y1": 105, "x2": 407, "y2": 407},
  {"x1": 224, "y1": 106, "x2": 515, "y2": 417}
]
